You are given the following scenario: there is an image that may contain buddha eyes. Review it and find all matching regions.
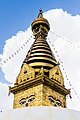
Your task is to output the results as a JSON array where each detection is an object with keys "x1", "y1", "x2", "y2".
[
  {"x1": 48, "y1": 96, "x2": 62, "y2": 107},
  {"x1": 19, "y1": 95, "x2": 35, "y2": 106},
  {"x1": 19, "y1": 95, "x2": 62, "y2": 107}
]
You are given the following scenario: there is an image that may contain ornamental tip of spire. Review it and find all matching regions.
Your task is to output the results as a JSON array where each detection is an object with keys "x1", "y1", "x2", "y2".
[
  {"x1": 31, "y1": 9, "x2": 50, "y2": 32},
  {"x1": 38, "y1": 8, "x2": 43, "y2": 18}
]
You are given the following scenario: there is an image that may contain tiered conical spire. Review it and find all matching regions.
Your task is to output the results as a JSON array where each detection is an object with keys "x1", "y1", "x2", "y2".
[
  {"x1": 23, "y1": 38, "x2": 58, "y2": 73},
  {"x1": 23, "y1": 9, "x2": 58, "y2": 74}
]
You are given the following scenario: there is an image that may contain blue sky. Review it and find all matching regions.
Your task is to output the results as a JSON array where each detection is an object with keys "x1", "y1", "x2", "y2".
[
  {"x1": 0, "y1": 0, "x2": 80, "y2": 83},
  {"x1": 0, "y1": 0, "x2": 80, "y2": 53}
]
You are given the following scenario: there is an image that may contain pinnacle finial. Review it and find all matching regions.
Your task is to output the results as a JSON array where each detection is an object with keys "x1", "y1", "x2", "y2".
[{"x1": 38, "y1": 8, "x2": 43, "y2": 18}]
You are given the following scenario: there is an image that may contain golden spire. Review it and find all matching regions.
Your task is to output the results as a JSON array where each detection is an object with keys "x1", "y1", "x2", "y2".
[
  {"x1": 23, "y1": 9, "x2": 58, "y2": 73},
  {"x1": 9, "y1": 10, "x2": 70, "y2": 109}
]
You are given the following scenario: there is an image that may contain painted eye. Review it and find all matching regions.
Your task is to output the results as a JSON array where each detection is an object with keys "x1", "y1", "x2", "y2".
[
  {"x1": 28, "y1": 97, "x2": 35, "y2": 102},
  {"x1": 56, "y1": 101, "x2": 62, "y2": 106},
  {"x1": 19, "y1": 98, "x2": 26, "y2": 105},
  {"x1": 48, "y1": 96, "x2": 55, "y2": 103},
  {"x1": 54, "y1": 100, "x2": 62, "y2": 107},
  {"x1": 54, "y1": 104, "x2": 57, "y2": 107},
  {"x1": 19, "y1": 100, "x2": 26, "y2": 105}
]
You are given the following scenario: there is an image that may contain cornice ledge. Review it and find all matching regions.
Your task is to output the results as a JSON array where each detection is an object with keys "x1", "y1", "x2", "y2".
[
  {"x1": 9, "y1": 75, "x2": 70, "y2": 96},
  {"x1": 44, "y1": 75, "x2": 70, "y2": 96},
  {"x1": 9, "y1": 75, "x2": 44, "y2": 94}
]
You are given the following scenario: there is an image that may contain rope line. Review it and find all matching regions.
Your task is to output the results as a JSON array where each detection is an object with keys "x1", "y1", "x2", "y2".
[
  {"x1": 50, "y1": 31, "x2": 80, "y2": 49},
  {"x1": 47, "y1": 38, "x2": 80, "y2": 101},
  {"x1": 0, "y1": 35, "x2": 34, "y2": 66}
]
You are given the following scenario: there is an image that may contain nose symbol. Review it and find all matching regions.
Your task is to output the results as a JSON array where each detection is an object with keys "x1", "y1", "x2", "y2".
[{"x1": 25, "y1": 103, "x2": 28, "y2": 107}]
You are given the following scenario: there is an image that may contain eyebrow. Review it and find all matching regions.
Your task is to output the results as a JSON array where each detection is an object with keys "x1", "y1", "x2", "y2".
[
  {"x1": 19, "y1": 98, "x2": 26, "y2": 102},
  {"x1": 29, "y1": 95, "x2": 35, "y2": 98},
  {"x1": 56, "y1": 99, "x2": 62, "y2": 103},
  {"x1": 48, "y1": 96, "x2": 55, "y2": 99}
]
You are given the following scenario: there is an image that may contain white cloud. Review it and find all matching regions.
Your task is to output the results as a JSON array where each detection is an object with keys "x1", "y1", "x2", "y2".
[
  {"x1": 0, "y1": 27, "x2": 34, "y2": 83},
  {"x1": 0, "y1": 9, "x2": 80, "y2": 111}
]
